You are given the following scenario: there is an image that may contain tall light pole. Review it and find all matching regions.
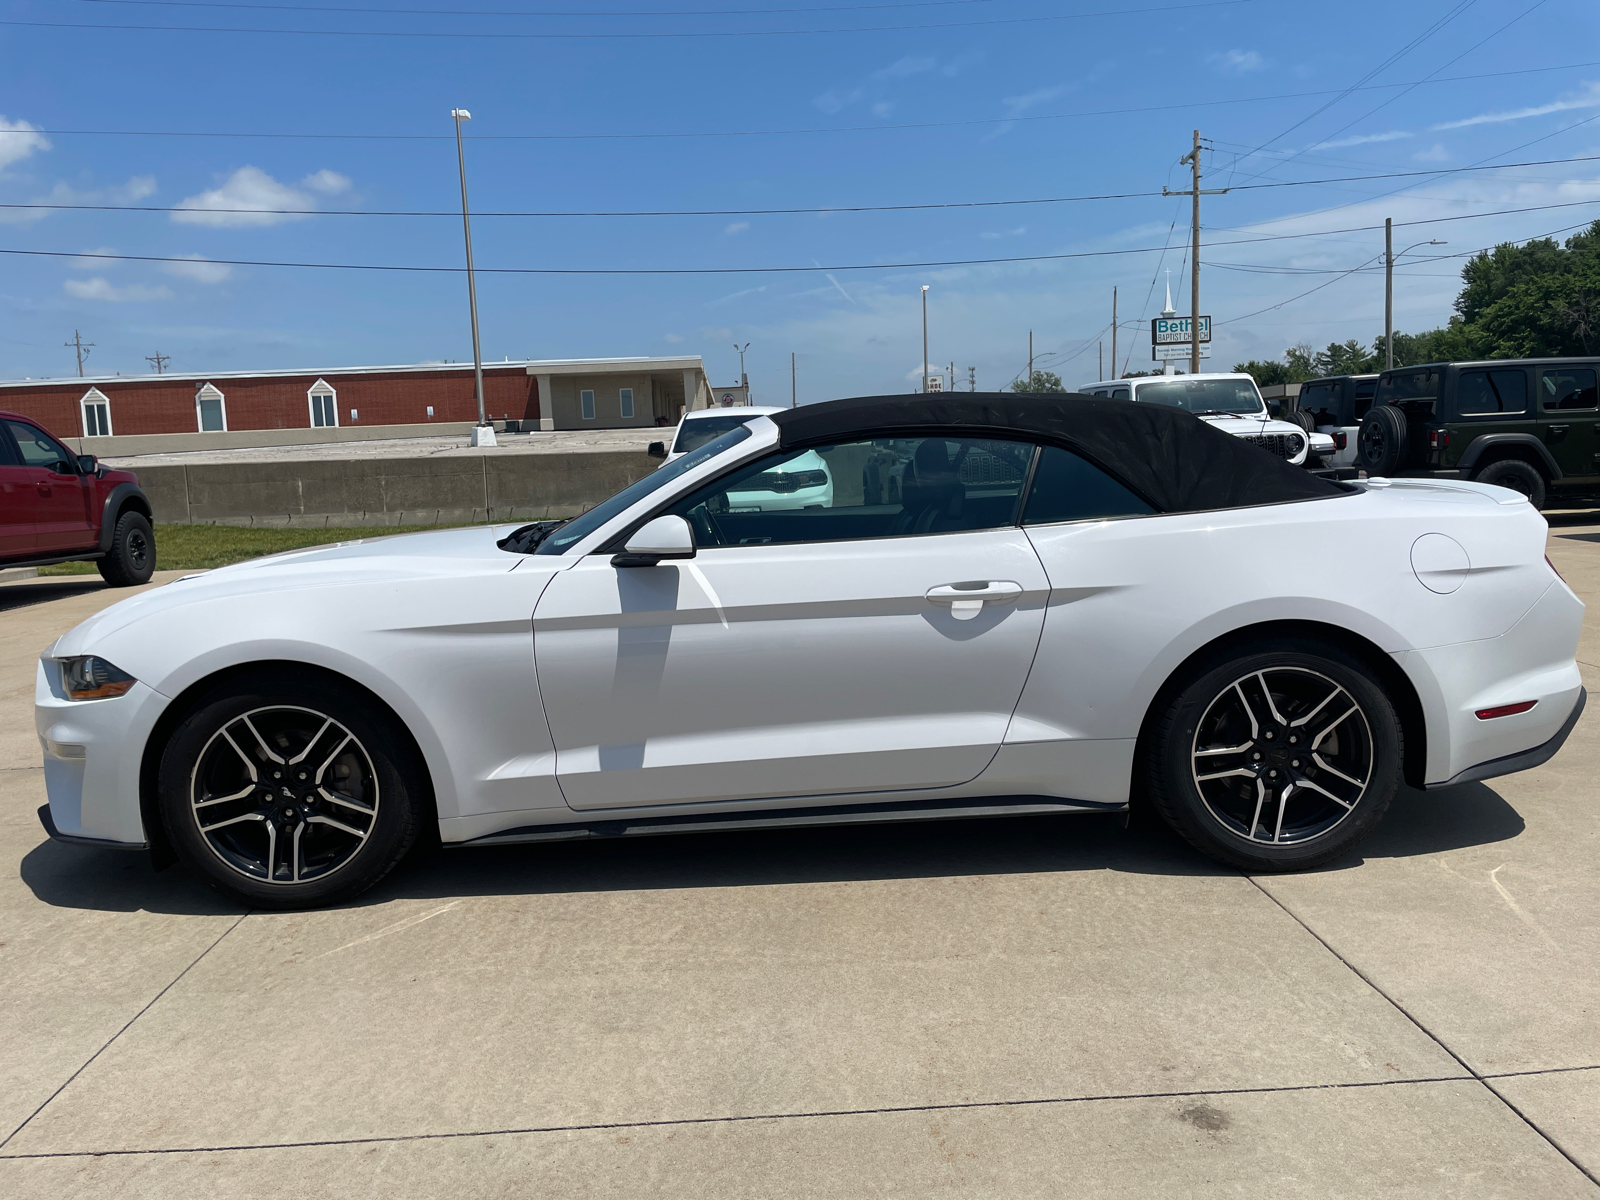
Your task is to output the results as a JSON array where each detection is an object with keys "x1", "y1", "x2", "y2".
[
  {"x1": 920, "y1": 285, "x2": 930, "y2": 394},
  {"x1": 1385, "y1": 217, "x2": 1447, "y2": 370},
  {"x1": 734, "y1": 341, "x2": 749, "y2": 391},
  {"x1": 452, "y1": 108, "x2": 494, "y2": 448}
]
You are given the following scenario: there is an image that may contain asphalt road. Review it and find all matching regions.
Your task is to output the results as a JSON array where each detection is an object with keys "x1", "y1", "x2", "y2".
[{"x1": 1, "y1": 522, "x2": 1597, "y2": 1198}]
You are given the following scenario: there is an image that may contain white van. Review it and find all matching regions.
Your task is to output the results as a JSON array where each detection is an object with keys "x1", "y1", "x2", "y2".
[{"x1": 1076, "y1": 372, "x2": 1335, "y2": 468}]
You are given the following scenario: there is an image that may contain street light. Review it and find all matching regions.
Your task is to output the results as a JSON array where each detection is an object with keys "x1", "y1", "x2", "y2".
[
  {"x1": 1385, "y1": 216, "x2": 1447, "y2": 370},
  {"x1": 920, "y1": 285, "x2": 930, "y2": 395},
  {"x1": 734, "y1": 342, "x2": 750, "y2": 392},
  {"x1": 452, "y1": 107, "x2": 494, "y2": 448}
]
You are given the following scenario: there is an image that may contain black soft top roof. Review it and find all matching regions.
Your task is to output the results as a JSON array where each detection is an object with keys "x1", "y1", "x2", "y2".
[{"x1": 770, "y1": 392, "x2": 1345, "y2": 514}]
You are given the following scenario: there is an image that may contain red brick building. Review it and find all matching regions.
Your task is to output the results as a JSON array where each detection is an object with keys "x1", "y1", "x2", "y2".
[{"x1": 0, "y1": 356, "x2": 712, "y2": 442}]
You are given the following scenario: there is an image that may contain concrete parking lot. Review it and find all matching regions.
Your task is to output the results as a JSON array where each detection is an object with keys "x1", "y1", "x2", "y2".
[{"x1": 1, "y1": 520, "x2": 1597, "y2": 1198}]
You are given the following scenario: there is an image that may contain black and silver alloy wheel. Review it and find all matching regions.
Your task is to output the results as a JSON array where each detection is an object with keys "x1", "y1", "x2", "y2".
[
  {"x1": 1191, "y1": 668, "x2": 1372, "y2": 846},
  {"x1": 1145, "y1": 639, "x2": 1401, "y2": 872},
  {"x1": 159, "y1": 671, "x2": 427, "y2": 909},
  {"x1": 190, "y1": 706, "x2": 379, "y2": 886}
]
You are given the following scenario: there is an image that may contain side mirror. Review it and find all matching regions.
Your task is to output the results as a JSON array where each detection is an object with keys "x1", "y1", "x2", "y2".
[
  {"x1": 77, "y1": 454, "x2": 99, "y2": 476},
  {"x1": 647, "y1": 441, "x2": 667, "y2": 459},
  {"x1": 612, "y1": 514, "x2": 695, "y2": 567}
]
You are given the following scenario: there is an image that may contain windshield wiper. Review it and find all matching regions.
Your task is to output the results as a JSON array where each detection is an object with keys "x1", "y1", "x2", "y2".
[
  {"x1": 1191, "y1": 409, "x2": 1250, "y2": 419},
  {"x1": 497, "y1": 519, "x2": 569, "y2": 555}
]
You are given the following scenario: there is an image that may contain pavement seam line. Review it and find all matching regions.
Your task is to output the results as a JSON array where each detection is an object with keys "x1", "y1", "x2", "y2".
[
  {"x1": 0, "y1": 1073, "x2": 1481, "y2": 1160},
  {"x1": 1244, "y1": 875, "x2": 1600, "y2": 1191},
  {"x1": 0, "y1": 910, "x2": 250, "y2": 1153}
]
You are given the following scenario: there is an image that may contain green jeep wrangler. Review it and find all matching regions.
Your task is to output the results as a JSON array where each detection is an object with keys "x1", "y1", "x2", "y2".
[{"x1": 1355, "y1": 358, "x2": 1599, "y2": 508}]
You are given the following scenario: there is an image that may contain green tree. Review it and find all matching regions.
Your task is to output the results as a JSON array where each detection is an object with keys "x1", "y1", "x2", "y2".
[{"x1": 1012, "y1": 369, "x2": 1065, "y2": 392}]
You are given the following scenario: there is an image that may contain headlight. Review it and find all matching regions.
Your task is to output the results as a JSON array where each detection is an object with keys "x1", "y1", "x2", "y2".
[{"x1": 57, "y1": 656, "x2": 137, "y2": 701}]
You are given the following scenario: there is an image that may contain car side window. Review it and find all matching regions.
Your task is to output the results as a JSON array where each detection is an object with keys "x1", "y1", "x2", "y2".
[
  {"x1": 1457, "y1": 369, "x2": 1527, "y2": 416},
  {"x1": 5, "y1": 420, "x2": 76, "y2": 473},
  {"x1": 658, "y1": 435, "x2": 1035, "y2": 548},
  {"x1": 1540, "y1": 368, "x2": 1598, "y2": 412},
  {"x1": 1110, "y1": 387, "x2": 1130, "y2": 400},
  {"x1": 1352, "y1": 382, "x2": 1376, "y2": 422},
  {"x1": 0, "y1": 425, "x2": 20, "y2": 467},
  {"x1": 1021, "y1": 445, "x2": 1155, "y2": 526}
]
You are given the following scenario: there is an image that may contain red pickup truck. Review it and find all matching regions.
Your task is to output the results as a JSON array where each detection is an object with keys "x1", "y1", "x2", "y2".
[{"x1": 0, "y1": 411, "x2": 156, "y2": 586}]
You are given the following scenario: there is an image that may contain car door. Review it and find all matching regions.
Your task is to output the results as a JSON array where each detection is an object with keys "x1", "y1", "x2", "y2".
[
  {"x1": 4, "y1": 419, "x2": 96, "y2": 553},
  {"x1": 1537, "y1": 364, "x2": 1599, "y2": 481},
  {"x1": 0, "y1": 422, "x2": 36, "y2": 558},
  {"x1": 1446, "y1": 368, "x2": 1536, "y2": 475},
  {"x1": 532, "y1": 434, "x2": 1051, "y2": 810}
]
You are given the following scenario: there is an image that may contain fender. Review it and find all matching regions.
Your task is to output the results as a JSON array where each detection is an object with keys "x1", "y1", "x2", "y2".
[
  {"x1": 96, "y1": 481, "x2": 153, "y2": 552},
  {"x1": 1455, "y1": 433, "x2": 1562, "y2": 480}
]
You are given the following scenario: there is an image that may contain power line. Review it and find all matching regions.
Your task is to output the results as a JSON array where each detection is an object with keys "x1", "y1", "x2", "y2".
[
  {"x1": 9, "y1": 153, "x2": 1600, "y2": 222},
  {"x1": 1, "y1": 0, "x2": 1256, "y2": 40},
  {"x1": 12, "y1": 61, "x2": 1599, "y2": 144},
  {"x1": 78, "y1": 0, "x2": 1003, "y2": 14}
]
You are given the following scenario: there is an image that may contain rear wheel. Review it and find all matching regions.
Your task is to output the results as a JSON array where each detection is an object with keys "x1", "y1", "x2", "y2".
[
  {"x1": 1356, "y1": 405, "x2": 1408, "y2": 475},
  {"x1": 158, "y1": 672, "x2": 428, "y2": 909},
  {"x1": 1473, "y1": 457, "x2": 1546, "y2": 509},
  {"x1": 97, "y1": 511, "x2": 155, "y2": 587},
  {"x1": 1144, "y1": 639, "x2": 1402, "y2": 872}
]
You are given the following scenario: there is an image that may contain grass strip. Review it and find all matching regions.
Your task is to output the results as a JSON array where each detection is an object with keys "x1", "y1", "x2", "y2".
[{"x1": 39, "y1": 523, "x2": 481, "y2": 575}]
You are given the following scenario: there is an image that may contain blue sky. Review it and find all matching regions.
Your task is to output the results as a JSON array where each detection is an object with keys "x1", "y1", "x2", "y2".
[{"x1": 3, "y1": 0, "x2": 1599, "y2": 402}]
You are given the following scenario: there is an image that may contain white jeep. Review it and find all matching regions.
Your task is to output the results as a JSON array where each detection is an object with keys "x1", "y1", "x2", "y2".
[{"x1": 1077, "y1": 372, "x2": 1336, "y2": 469}]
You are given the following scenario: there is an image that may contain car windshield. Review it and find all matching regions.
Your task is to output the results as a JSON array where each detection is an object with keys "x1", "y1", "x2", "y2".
[
  {"x1": 673, "y1": 413, "x2": 761, "y2": 454},
  {"x1": 536, "y1": 425, "x2": 753, "y2": 554},
  {"x1": 1132, "y1": 378, "x2": 1263, "y2": 415}
]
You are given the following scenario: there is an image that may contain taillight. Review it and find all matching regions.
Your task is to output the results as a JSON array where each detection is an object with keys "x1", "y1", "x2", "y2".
[
  {"x1": 1333, "y1": 432, "x2": 1348, "y2": 450},
  {"x1": 1429, "y1": 429, "x2": 1450, "y2": 450},
  {"x1": 1475, "y1": 701, "x2": 1537, "y2": 720}
]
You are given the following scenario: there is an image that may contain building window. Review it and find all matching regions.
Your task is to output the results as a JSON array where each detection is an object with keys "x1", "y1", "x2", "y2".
[
  {"x1": 619, "y1": 387, "x2": 635, "y2": 419},
  {"x1": 196, "y1": 383, "x2": 227, "y2": 432},
  {"x1": 308, "y1": 380, "x2": 338, "y2": 428},
  {"x1": 581, "y1": 389, "x2": 596, "y2": 420},
  {"x1": 80, "y1": 387, "x2": 113, "y2": 437}
]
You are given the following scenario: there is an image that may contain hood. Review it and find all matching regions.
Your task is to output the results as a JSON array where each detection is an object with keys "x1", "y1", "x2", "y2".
[
  {"x1": 1196, "y1": 412, "x2": 1302, "y2": 437},
  {"x1": 51, "y1": 523, "x2": 535, "y2": 656}
]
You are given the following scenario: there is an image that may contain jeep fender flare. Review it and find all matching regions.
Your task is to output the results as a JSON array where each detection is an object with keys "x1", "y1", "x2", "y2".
[
  {"x1": 1455, "y1": 433, "x2": 1562, "y2": 481},
  {"x1": 97, "y1": 482, "x2": 154, "y2": 553}
]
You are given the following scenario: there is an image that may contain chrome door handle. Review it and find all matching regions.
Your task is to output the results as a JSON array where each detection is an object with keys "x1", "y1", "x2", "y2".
[{"x1": 926, "y1": 581, "x2": 1023, "y2": 620}]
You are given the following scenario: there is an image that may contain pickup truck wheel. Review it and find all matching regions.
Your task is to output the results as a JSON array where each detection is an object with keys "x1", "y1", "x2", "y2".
[
  {"x1": 1356, "y1": 405, "x2": 1408, "y2": 475},
  {"x1": 97, "y1": 511, "x2": 155, "y2": 587},
  {"x1": 1144, "y1": 638, "x2": 1401, "y2": 872},
  {"x1": 1473, "y1": 458, "x2": 1546, "y2": 509}
]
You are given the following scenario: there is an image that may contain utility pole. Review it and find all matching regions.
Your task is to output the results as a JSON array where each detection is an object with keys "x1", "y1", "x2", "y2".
[
  {"x1": 1098, "y1": 341, "x2": 1103, "y2": 380},
  {"x1": 948, "y1": 362, "x2": 954, "y2": 394},
  {"x1": 791, "y1": 352, "x2": 796, "y2": 408},
  {"x1": 1111, "y1": 286, "x2": 1118, "y2": 379},
  {"x1": 920, "y1": 285, "x2": 930, "y2": 394},
  {"x1": 1385, "y1": 217, "x2": 1394, "y2": 371},
  {"x1": 968, "y1": 366, "x2": 976, "y2": 392},
  {"x1": 65, "y1": 330, "x2": 94, "y2": 377},
  {"x1": 1028, "y1": 330, "x2": 1033, "y2": 390},
  {"x1": 1164, "y1": 130, "x2": 1228, "y2": 375},
  {"x1": 451, "y1": 107, "x2": 493, "y2": 447},
  {"x1": 145, "y1": 351, "x2": 169, "y2": 374}
]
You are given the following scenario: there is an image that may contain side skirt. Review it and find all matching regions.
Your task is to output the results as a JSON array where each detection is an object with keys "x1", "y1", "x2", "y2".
[{"x1": 451, "y1": 795, "x2": 1124, "y2": 848}]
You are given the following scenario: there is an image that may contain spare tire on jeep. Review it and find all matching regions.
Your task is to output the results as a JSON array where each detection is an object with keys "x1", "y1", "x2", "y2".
[
  {"x1": 1357, "y1": 404, "x2": 1408, "y2": 475},
  {"x1": 1286, "y1": 410, "x2": 1317, "y2": 434}
]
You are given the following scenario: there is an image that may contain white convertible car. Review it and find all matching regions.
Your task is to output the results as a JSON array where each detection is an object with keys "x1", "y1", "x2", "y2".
[{"x1": 37, "y1": 394, "x2": 1585, "y2": 909}]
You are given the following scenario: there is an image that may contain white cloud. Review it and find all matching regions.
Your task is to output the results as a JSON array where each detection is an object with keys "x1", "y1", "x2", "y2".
[
  {"x1": 812, "y1": 86, "x2": 864, "y2": 114},
  {"x1": 724, "y1": 221, "x2": 750, "y2": 235},
  {"x1": 702, "y1": 326, "x2": 734, "y2": 340},
  {"x1": 872, "y1": 101, "x2": 895, "y2": 118},
  {"x1": 1210, "y1": 49, "x2": 1263, "y2": 74},
  {"x1": 1414, "y1": 143, "x2": 1449, "y2": 162},
  {"x1": 0, "y1": 116, "x2": 50, "y2": 172},
  {"x1": 68, "y1": 247, "x2": 119, "y2": 270},
  {"x1": 1003, "y1": 83, "x2": 1071, "y2": 115},
  {"x1": 63, "y1": 277, "x2": 171, "y2": 302},
  {"x1": 161, "y1": 253, "x2": 233, "y2": 283},
  {"x1": 663, "y1": 333, "x2": 684, "y2": 343},
  {"x1": 1309, "y1": 130, "x2": 1412, "y2": 150},
  {"x1": 1431, "y1": 80, "x2": 1600, "y2": 130},
  {"x1": 172, "y1": 165, "x2": 352, "y2": 227},
  {"x1": 872, "y1": 55, "x2": 937, "y2": 81},
  {"x1": 980, "y1": 226, "x2": 1027, "y2": 240}
]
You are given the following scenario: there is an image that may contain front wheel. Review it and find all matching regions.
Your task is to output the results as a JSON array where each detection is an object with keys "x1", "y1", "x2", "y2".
[
  {"x1": 1144, "y1": 639, "x2": 1402, "y2": 872},
  {"x1": 97, "y1": 511, "x2": 155, "y2": 587},
  {"x1": 157, "y1": 672, "x2": 429, "y2": 909}
]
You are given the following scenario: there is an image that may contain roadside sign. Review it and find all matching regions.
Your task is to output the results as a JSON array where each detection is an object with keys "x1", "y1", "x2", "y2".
[
  {"x1": 1152, "y1": 315, "x2": 1211, "y2": 345},
  {"x1": 1154, "y1": 344, "x2": 1212, "y2": 361}
]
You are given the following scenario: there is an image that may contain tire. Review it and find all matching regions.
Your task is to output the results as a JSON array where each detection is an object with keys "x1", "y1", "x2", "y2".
[
  {"x1": 1473, "y1": 457, "x2": 1547, "y2": 510},
  {"x1": 1287, "y1": 409, "x2": 1317, "y2": 434},
  {"x1": 157, "y1": 671, "x2": 429, "y2": 909},
  {"x1": 97, "y1": 511, "x2": 155, "y2": 587},
  {"x1": 1143, "y1": 638, "x2": 1402, "y2": 873},
  {"x1": 1356, "y1": 405, "x2": 1408, "y2": 475}
]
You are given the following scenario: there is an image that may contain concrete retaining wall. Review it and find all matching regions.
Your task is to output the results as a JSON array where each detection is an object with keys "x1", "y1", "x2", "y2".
[{"x1": 133, "y1": 450, "x2": 657, "y2": 527}]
